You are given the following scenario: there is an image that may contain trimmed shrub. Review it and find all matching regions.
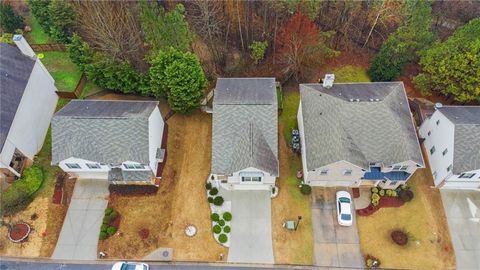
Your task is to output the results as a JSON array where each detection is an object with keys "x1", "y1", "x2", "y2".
[
  {"x1": 106, "y1": 226, "x2": 117, "y2": 236},
  {"x1": 390, "y1": 190, "x2": 398, "y2": 197},
  {"x1": 109, "y1": 210, "x2": 118, "y2": 220},
  {"x1": 371, "y1": 193, "x2": 380, "y2": 201},
  {"x1": 213, "y1": 196, "x2": 224, "y2": 206},
  {"x1": 213, "y1": 225, "x2": 221, "y2": 234},
  {"x1": 223, "y1": 226, "x2": 231, "y2": 233},
  {"x1": 391, "y1": 230, "x2": 408, "y2": 246},
  {"x1": 105, "y1": 207, "x2": 114, "y2": 215},
  {"x1": 211, "y1": 213, "x2": 220, "y2": 222},
  {"x1": 300, "y1": 184, "x2": 312, "y2": 195},
  {"x1": 399, "y1": 189, "x2": 414, "y2": 202},
  {"x1": 379, "y1": 189, "x2": 385, "y2": 196},
  {"x1": 223, "y1": 212, "x2": 232, "y2": 221},
  {"x1": 205, "y1": 182, "x2": 212, "y2": 190},
  {"x1": 209, "y1": 187, "x2": 219, "y2": 196},
  {"x1": 385, "y1": 189, "x2": 392, "y2": 196},
  {"x1": 218, "y1": 233, "x2": 228, "y2": 243},
  {"x1": 207, "y1": 197, "x2": 214, "y2": 203},
  {"x1": 99, "y1": 231, "x2": 107, "y2": 240},
  {"x1": 100, "y1": 224, "x2": 108, "y2": 233},
  {"x1": 218, "y1": 219, "x2": 225, "y2": 226},
  {"x1": 371, "y1": 187, "x2": 379, "y2": 193}
]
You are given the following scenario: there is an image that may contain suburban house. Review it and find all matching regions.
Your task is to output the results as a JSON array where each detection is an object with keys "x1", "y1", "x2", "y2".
[
  {"x1": 297, "y1": 79, "x2": 424, "y2": 189},
  {"x1": 0, "y1": 35, "x2": 58, "y2": 182},
  {"x1": 211, "y1": 78, "x2": 278, "y2": 190},
  {"x1": 419, "y1": 106, "x2": 480, "y2": 189},
  {"x1": 51, "y1": 100, "x2": 167, "y2": 186}
]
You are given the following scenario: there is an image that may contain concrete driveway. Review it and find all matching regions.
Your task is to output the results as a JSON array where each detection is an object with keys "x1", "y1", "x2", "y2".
[
  {"x1": 441, "y1": 189, "x2": 480, "y2": 270},
  {"x1": 310, "y1": 187, "x2": 364, "y2": 268},
  {"x1": 227, "y1": 190, "x2": 274, "y2": 264},
  {"x1": 52, "y1": 179, "x2": 109, "y2": 260}
]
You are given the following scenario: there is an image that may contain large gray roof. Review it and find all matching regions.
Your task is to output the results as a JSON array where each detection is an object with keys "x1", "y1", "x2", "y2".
[
  {"x1": 438, "y1": 106, "x2": 480, "y2": 174},
  {"x1": 300, "y1": 82, "x2": 424, "y2": 170},
  {"x1": 52, "y1": 100, "x2": 159, "y2": 165},
  {"x1": 0, "y1": 43, "x2": 36, "y2": 151},
  {"x1": 212, "y1": 78, "x2": 278, "y2": 176}
]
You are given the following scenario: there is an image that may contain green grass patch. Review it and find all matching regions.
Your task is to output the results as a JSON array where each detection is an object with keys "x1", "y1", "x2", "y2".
[
  {"x1": 279, "y1": 92, "x2": 300, "y2": 143},
  {"x1": 25, "y1": 15, "x2": 50, "y2": 44},
  {"x1": 331, "y1": 65, "x2": 370, "y2": 83},
  {"x1": 41, "y1": 51, "x2": 82, "y2": 92}
]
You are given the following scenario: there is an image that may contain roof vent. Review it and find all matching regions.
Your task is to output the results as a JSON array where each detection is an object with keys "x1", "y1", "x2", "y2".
[
  {"x1": 375, "y1": 98, "x2": 380, "y2": 102},
  {"x1": 435, "y1": 103, "x2": 443, "y2": 109},
  {"x1": 322, "y1": 74, "x2": 335, "y2": 88},
  {"x1": 349, "y1": 98, "x2": 354, "y2": 102},
  {"x1": 369, "y1": 98, "x2": 374, "y2": 102},
  {"x1": 355, "y1": 99, "x2": 360, "y2": 102}
]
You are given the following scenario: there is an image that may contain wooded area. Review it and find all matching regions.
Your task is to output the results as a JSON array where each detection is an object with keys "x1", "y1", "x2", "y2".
[{"x1": 1, "y1": 0, "x2": 479, "y2": 107}]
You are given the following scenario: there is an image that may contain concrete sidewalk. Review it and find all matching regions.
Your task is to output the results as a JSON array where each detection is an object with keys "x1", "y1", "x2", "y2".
[
  {"x1": 52, "y1": 179, "x2": 109, "y2": 260},
  {"x1": 228, "y1": 190, "x2": 274, "y2": 264},
  {"x1": 441, "y1": 189, "x2": 480, "y2": 270}
]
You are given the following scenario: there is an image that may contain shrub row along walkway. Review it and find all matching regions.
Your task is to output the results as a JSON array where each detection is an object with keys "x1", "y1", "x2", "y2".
[{"x1": 52, "y1": 179, "x2": 109, "y2": 260}]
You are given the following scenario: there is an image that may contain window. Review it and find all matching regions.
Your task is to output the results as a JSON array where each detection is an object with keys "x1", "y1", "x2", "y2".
[
  {"x1": 459, "y1": 173, "x2": 476, "y2": 179},
  {"x1": 447, "y1": 164, "x2": 453, "y2": 172},
  {"x1": 123, "y1": 163, "x2": 145, "y2": 169},
  {"x1": 344, "y1": 169, "x2": 353, "y2": 176},
  {"x1": 427, "y1": 131, "x2": 431, "y2": 136},
  {"x1": 392, "y1": 165, "x2": 401, "y2": 170},
  {"x1": 442, "y1": 148, "x2": 448, "y2": 156},
  {"x1": 86, "y1": 163, "x2": 101, "y2": 169},
  {"x1": 433, "y1": 171, "x2": 437, "y2": 179},
  {"x1": 436, "y1": 119, "x2": 440, "y2": 125},
  {"x1": 241, "y1": 176, "x2": 261, "y2": 182},
  {"x1": 430, "y1": 146, "x2": 436, "y2": 155},
  {"x1": 400, "y1": 166, "x2": 408, "y2": 171},
  {"x1": 320, "y1": 169, "x2": 328, "y2": 175},
  {"x1": 65, "y1": 163, "x2": 81, "y2": 169}
]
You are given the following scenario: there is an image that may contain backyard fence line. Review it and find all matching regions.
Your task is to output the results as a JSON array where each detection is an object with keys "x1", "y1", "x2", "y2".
[
  {"x1": 30, "y1": 43, "x2": 66, "y2": 52},
  {"x1": 55, "y1": 73, "x2": 87, "y2": 99}
]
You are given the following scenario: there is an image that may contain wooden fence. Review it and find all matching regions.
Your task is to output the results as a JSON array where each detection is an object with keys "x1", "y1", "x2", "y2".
[
  {"x1": 55, "y1": 73, "x2": 87, "y2": 99},
  {"x1": 30, "y1": 43, "x2": 66, "y2": 52}
]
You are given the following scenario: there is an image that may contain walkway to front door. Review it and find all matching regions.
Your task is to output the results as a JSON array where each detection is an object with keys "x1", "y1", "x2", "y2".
[
  {"x1": 228, "y1": 190, "x2": 274, "y2": 264},
  {"x1": 52, "y1": 179, "x2": 109, "y2": 260}
]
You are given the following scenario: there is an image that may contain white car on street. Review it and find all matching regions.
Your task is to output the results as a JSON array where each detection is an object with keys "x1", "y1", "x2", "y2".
[
  {"x1": 112, "y1": 262, "x2": 149, "y2": 270},
  {"x1": 336, "y1": 191, "x2": 353, "y2": 226}
]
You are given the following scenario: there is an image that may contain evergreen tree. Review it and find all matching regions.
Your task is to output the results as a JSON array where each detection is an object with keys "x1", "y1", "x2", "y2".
[{"x1": 0, "y1": 3, "x2": 25, "y2": 33}]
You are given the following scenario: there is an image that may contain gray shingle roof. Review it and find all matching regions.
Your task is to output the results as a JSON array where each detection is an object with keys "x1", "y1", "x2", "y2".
[
  {"x1": 52, "y1": 100, "x2": 159, "y2": 165},
  {"x1": 438, "y1": 106, "x2": 480, "y2": 174},
  {"x1": 212, "y1": 78, "x2": 278, "y2": 176},
  {"x1": 108, "y1": 168, "x2": 154, "y2": 181},
  {"x1": 300, "y1": 82, "x2": 424, "y2": 170},
  {"x1": 0, "y1": 43, "x2": 36, "y2": 151}
]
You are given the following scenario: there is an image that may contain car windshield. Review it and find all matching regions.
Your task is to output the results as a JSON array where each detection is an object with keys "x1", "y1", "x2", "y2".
[
  {"x1": 339, "y1": 197, "x2": 350, "y2": 203},
  {"x1": 341, "y1": 214, "x2": 352, "y2": 220},
  {"x1": 120, "y1": 264, "x2": 137, "y2": 270}
]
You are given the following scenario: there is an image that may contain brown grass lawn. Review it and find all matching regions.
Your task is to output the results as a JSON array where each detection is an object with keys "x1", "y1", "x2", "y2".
[
  {"x1": 98, "y1": 110, "x2": 227, "y2": 261},
  {"x1": 271, "y1": 124, "x2": 313, "y2": 265},
  {"x1": 356, "y1": 167, "x2": 455, "y2": 269}
]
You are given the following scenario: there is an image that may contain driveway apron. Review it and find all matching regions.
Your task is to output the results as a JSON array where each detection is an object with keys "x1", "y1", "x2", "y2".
[
  {"x1": 52, "y1": 179, "x2": 109, "y2": 260},
  {"x1": 441, "y1": 189, "x2": 480, "y2": 270},
  {"x1": 228, "y1": 190, "x2": 274, "y2": 264},
  {"x1": 310, "y1": 187, "x2": 364, "y2": 268}
]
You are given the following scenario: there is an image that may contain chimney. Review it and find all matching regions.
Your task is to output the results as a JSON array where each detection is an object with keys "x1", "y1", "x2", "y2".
[
  {"x1": 322, "y1": 74, "x2": 335, "y2": 88},
  {"x1": 13, "y1": 35, "x2": 36, "y2": 59}
]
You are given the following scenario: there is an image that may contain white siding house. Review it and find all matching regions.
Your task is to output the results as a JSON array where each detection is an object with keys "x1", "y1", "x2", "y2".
[
  {"x1": 0, "y1": 35, "x2": 58, "y2": 181},
  {"x1": 51, "y1": 100, "x2": 167, "y2": 186},
  {"x1": 211, "y1": 78, "x2": 278, "y2": 191},
  {"x1": 298, "y1": 81, "x2": 424, "y2": 189},
  {"x1": 419, "y1": 106, "x2": 480, "y2": 189}
]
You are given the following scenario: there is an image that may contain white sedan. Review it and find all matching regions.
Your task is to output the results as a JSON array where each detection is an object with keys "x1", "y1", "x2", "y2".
[
  {"x1": 336, "y1": 191, "x2": 353, "y2": 226},
  {"x1": 112, "y1": 262, "x2": 149, "y2": 270}
]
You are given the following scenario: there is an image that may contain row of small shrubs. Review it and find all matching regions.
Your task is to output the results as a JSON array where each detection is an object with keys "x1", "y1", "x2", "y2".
[
  {"x1": 205, "y1": 182, "x2": 224, "y2": 206},
  {"x1": 300, "y1": 184, "x2": 311, "y2": 195},
  {"x1": 211, "y1": 212, "x2": 231, "y2": 243},
  {"x1": 99, "y1": 207, "x2": 119, "y2": 240},
  {"x1": 1, "y1": 166, "x2": 45, "y2": 216},
  {"x1": 371, "y1": 185, "x2": 414, "y2": 206}
]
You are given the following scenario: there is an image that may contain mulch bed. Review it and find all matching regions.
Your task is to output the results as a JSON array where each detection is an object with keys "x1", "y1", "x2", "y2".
[
  {"x1": 52, "y1": 173, "x2": 68, "y2": 204},
  {"x1": 357, "y1": 197, "x2": 405, "y2": 217},
  {"x1": 8, "y1": 222, "x2": 31, "y2": 243},
  {"x1": 352, "y1": 188, "x2": 360, "y2": 198}
]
